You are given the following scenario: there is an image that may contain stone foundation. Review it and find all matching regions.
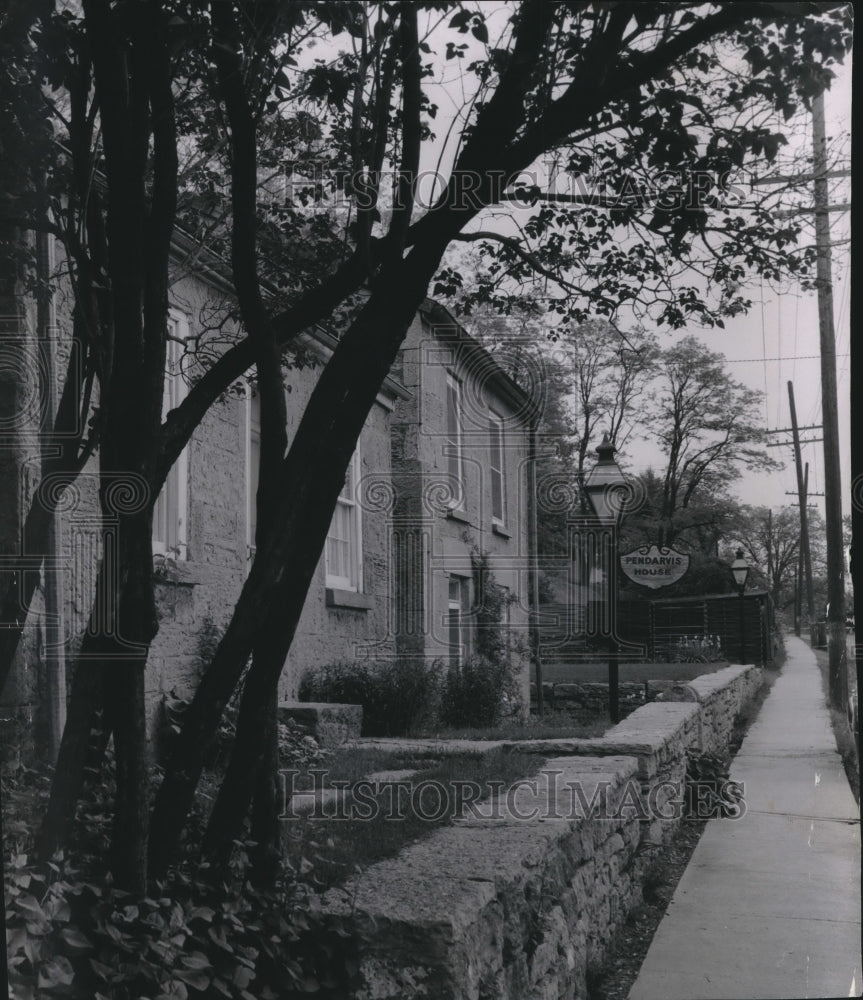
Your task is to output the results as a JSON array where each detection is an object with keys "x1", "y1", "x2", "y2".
[{"x1": 278, "y1": 701, "x2": 362, "y2": 748}]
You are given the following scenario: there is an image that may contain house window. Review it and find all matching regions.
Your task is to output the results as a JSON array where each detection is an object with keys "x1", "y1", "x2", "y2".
[
  {"x1": 489, "y1": 413, "x2": 505, "y2": 525},
  {"x1": 153, "y1": 311, "x2": 189, "y2": 558},
  {"x1": 246, "y1": 391, "x2": 261, "y2": 561},
  {"x1": 447, "y1": 575, "x2": 470, "y2": 665},
  {"x1": 326, "y1": 448, "x2": 362, "y2": 591},
  {"x1": 445, "y1": 372, "x2": 464, "y2": 506}
]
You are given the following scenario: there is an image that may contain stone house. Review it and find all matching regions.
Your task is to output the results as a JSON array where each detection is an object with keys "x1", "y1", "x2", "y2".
[
  {"x1": 1, "y1": 236, "x2": 537, "y2": 741},
  {"x1": 389, "y1": 300, "x2": 536, "y2": 708}
]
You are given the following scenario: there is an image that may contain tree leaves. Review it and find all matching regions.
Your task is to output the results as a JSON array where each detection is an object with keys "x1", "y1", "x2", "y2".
[
  {"x1": 448, "y1": 8, "x2": 488, "y2": 43},
  {"x1": 36, "y1": 955, "x2": 75, "y2": 990}
]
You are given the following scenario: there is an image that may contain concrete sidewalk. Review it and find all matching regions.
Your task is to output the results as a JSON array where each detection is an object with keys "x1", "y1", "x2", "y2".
[{"x1": 629, "y1": 636, "x2": 861, "y2": 1000}]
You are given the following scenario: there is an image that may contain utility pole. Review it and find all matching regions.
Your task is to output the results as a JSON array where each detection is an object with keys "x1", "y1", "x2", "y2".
[
  {"x1": 786, "y1": 383, "x2": 816, "y2": 631},
  {"x1": 766, "y1": 507, "x2": 773, "y2": 594},
  {"x1": 812, "y1": 89, "x2": 846, "y2": 709},
  {"x1": 795, "y1": 483, "x2": 803, "y2": 637}
]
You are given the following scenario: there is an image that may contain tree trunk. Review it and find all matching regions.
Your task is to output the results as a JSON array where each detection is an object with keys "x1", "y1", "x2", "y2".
[
  {"x1": 37, "y1": 585, "x2": 108, "y2": 858},
  {"x1": 202, "y1": 5, "x2": 290, "y2": 879},
  {"x1": 201, "y1": 638, "x2": 281, "y2": 872},
  {"x1": 102, "y1": 514, "x2": 157, "y2": 891},
  {"x1": 104, "y1": 653, "x2": 149, "y2": 893},
  {"x1": 248, "y1": 684, "x2": 280, "y2": 886},
  {"x1": 37, "y1": 508, "x2": 156, "y2": 894},
  {"x1": 149, "y1": 237, "x2": 450, "y2": 877}
]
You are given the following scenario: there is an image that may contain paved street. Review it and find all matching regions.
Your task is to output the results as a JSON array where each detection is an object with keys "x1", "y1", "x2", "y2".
[{"x1": 629, "y1": 635, "x2": 861, "y2": 1000}]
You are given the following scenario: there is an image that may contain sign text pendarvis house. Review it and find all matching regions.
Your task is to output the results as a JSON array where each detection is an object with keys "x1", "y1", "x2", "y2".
[{"x1": 619, "y1": 545, "x2": 690, "y2": 590}]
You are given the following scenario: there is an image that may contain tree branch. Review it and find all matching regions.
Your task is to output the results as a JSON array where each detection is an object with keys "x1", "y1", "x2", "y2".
[{"x1": 383, "y1": 3, "x2": 421, "y2": 261}]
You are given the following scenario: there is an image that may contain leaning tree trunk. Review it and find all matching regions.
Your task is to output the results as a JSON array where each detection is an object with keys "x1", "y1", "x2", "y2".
[
  {"x1": 37, "y1": 493, "x2": 157, "y2": 889},
  {"x1": 197, "y1": 0, "x2": 290, "y2": 883},
  {"x1": 201, "y1": 638, "x2": 282, "y2": 873},
  {"x1": 37, "y1": 603, "x2": 107, "y2": 860},
  {"x1": 248, "y1": 683, "x2": 280, "y2": 886},
  {"x1": 101, "y1": 508, "x2": 158, "y2": 892},
  {"x1": 149, "y1": 233, "x2": 452, "y2": 877}
]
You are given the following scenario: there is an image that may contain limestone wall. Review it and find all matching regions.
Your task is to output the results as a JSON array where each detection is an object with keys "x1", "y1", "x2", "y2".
[
  {"x1": 321, "y1": 663, "x2": 764, "y2": 999},
  {"x1": 687, "y1": 663, "x2": 765, "y2": 754}
]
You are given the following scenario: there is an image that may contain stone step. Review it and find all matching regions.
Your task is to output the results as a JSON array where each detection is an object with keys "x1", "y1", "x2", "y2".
[{"x1": 278, "y1": 701, "x2": 362, "y2": 748}]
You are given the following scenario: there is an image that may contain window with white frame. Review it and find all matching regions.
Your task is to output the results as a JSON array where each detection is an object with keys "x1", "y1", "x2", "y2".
[
  {"x1": 445, "y1": 372, "x2": 464, "y2": 506},
  {"x1": 489, "y1": 412, "x2": 505, "y2": 525},
  {"x1": 447, "y1": 574, "x2": 470, "y2": 666},
  {"x1": 153, "y1": 311, "x2": 189, "y2": 558},
  {"x1": 325, "y1": 448, "x2": 362, "y2": 591}
]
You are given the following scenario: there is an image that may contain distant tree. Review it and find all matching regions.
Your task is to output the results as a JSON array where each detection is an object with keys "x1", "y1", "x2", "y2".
[
  {"x1": 467, "y1": 309, "x2": 658, "y2": 557},
  {"x1": 650, "y1": 337, "x2": 778, "y2": 547},
  {"x1": 622, "y1": 468, "x2": 744, "y2": 558},
  {"x1": 723, "y1": 504, "x2": 827, "y2": 613},
  {"x1": 619, "y1": 477, "x2": 742, "y2": 601},
  {"x1": 731, "y1": 506, "x2": 801, "y2": 608},
  {"x1": 564, "y1": 320, "x2": 660, "y2": 501}
]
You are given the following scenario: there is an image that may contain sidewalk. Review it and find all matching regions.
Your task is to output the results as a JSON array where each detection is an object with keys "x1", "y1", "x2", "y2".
[{"x1": 629, "y1": 635, "x2": 861, "y2": 1000}]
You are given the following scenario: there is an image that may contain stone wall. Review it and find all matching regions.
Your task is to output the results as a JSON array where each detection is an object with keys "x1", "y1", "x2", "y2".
[
  {"x1": 531, "y1": 679, "x2": 666, "y2": 719},
  {"x1": 686, "y1": 663, "x2": 765, "y2": 753},
  {"x1": 320, "y1": 663, "x2": 764, "y2": 999}
]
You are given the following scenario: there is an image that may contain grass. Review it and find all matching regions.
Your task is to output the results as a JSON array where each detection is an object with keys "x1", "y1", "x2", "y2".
[
  {"x1": 541, "y1": 660, "x2": 730, "y2": 684},
  {"x1": 415, "y1": 710, "x2": 610, "y2": 742},
  {"x1": 290, "y1": 746, "x2": 450, "y2": 790},
  {"x1": 282, "y1": 748, "x2": 545, "y2": 887},
  {"x1": 279, "y1": 707, "x2": 610, "y2": 885}
]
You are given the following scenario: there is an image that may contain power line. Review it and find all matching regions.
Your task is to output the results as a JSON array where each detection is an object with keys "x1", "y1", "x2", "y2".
[
  {"x1": 767, "y1": 424, "x2": 822, "y2": 435},
  {"x1": 766, "y1": 437, "x2": 824, "y2": 448}
]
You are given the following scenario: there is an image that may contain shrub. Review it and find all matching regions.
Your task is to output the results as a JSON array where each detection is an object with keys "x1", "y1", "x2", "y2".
[
  {"x1": 2, "y1": 759, "x2": 356, "y2": 1000},
  {"x1": 299, "y1": 659, "x2": 442, "y2": 737},
  {"x1": 439, "y1": 655, "x2": 514, "y2": 729},
  {"x1": 670, "y1": 634, "x2": 725, "y2": 663},
  {"x1": 435, "y1": 545, "x2": 522, "y2": 729}
]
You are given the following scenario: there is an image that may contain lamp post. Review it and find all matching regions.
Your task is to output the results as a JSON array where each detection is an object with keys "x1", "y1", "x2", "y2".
[
  {"x1": 731, "y1": 548, "x2": 750, "y2": 664},
  {"x1": 584, "y1": 434, "x2": 628, "y2": 722}
]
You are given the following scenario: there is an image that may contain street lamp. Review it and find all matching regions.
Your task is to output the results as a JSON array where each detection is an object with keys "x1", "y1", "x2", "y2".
[
  {"x1": 584, "y1": 433, "x2": 628, "y2": 722},
  {"x1": 731, "y1": 548, "x2": 750, "y2": 663}
]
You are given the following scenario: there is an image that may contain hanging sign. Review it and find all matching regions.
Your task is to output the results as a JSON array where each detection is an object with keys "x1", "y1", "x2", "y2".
[{"x1": 620, "y1": 545, "x2": 690, "y2": 589}]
